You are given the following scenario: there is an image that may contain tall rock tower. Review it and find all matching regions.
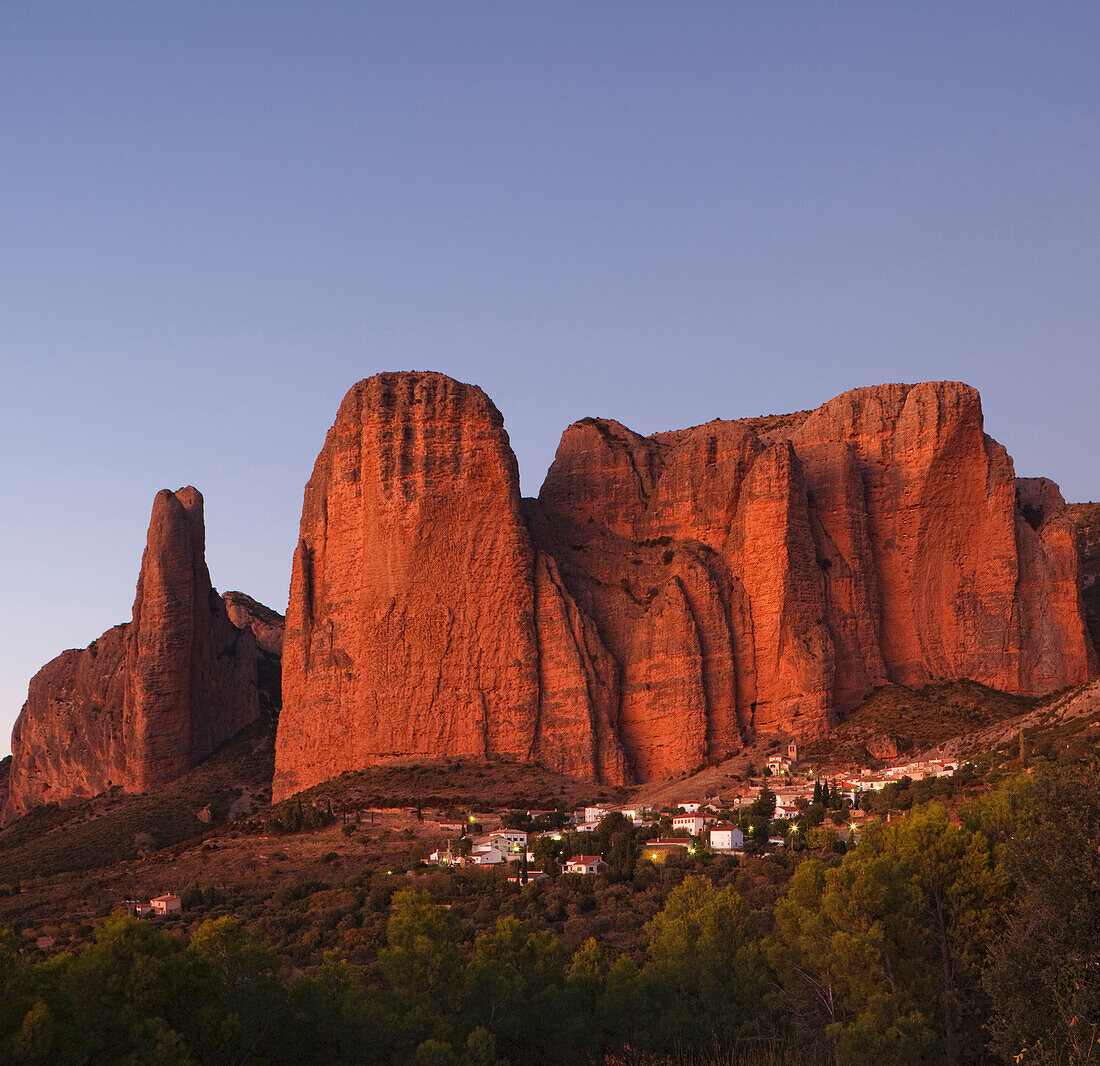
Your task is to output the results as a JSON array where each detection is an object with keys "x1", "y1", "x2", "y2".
[{"x1": 4, "y1": 487, "x2": 261, "y2": 821}]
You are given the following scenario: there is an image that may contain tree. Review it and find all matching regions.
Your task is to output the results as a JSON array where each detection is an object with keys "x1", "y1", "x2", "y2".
[
  {"x1": 604, "y1": 820, "x2": 637, "y2": 881},
  {"x1": 379, "y1": 890, "x2": 464, "y2": 1011},
  {"x1": 187, "y1": 916, "x2": 288, "y2": 1064},
  {"x1": 31, "y1": 914, "x2": 212, "y2": 1064},
  {"x1": 640, "y1": 877, "x2": 768, "y2": 1051},
  {"x1": 750, "y1": 786, "x2": 777, "y2": 821},
  {"x1": 984, "y1": 757, "x2": 1100, "y2": 1065},
  {"x1": 463, "y1": 917, "x2": 569, "y2": 1063},
  {"x1": 770, "y1": 805, "x2": 1006, "y2": 1064},
  {"x1": 530, "y1": 835, "x2": 561, "y2": 876},
  {"x1": 290, "y1": 950, "x2": 385, "y2": 1066}
]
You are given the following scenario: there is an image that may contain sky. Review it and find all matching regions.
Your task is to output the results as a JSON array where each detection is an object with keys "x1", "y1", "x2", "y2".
[{"x1": 2, "y1": 3, "x2": 1098, "y2": 754}]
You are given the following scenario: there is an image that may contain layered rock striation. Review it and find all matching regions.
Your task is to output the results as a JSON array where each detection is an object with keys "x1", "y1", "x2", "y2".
[{"x1": 5, "y1": 488, "x2": 265, "y2": 821}]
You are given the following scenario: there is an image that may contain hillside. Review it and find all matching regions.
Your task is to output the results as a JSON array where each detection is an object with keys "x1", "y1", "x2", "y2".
[{"x1": 0, "y1": 713, "x2": 275, "y2": 887}]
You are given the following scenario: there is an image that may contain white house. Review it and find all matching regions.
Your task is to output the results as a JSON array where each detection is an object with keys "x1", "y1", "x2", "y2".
[
  {"x1": 709, "y1": 823, "x2": 745, "y2": 851},
  {"x1": 469, "y1": 846, "x2": 507, "y2": 865},
  {"x1": 675, "y1": 802, "x2": 702, "y2": 814},
  {"x1": 672, "y1": 813, "x2": 709, "y2": 835},
  {"x1": 489, "y1": 829, "x2": 528, "y2": 853},
  {"x1": 584, "y1": 804, "x2": 617, "y2": 824},
  {"x1": 150, "y1": 894, "x2": 182, "y2": 916},
  {"x1": 565, "y1": 855, "x2": 605, "y2": 875}
]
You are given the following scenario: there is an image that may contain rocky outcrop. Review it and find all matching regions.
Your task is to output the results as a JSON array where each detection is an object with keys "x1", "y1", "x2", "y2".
[
  {"x1": 4, "y1": 488, "x2": 263, "y2": 821},
  {"x1": 223, "y1": 591, "x2": 285, "y2": 657},
  {"x1": 273, "y1": 373, "x2": 627, "y2": 800},
  {"x1": 274, "y1": 375, "x2": 1096, "y2": 793}
]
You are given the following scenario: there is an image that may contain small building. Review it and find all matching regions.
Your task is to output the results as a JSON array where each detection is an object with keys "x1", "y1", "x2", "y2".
[
  {"x1": 709, "y1": 822, "x2": 745, "y2": 851},
  {"x1": 437, "y1": 820, "x2": 466, "y2": 833},
  {"x1": 675, "y1": 802, "x2": 702, "y2": 814},
  {"x1": 468, "y1": 846, "x2": 507, "y2": 866},
  {"x1": 506, "y1": 869, "x2": 549, "y2": 883},
  {"x1": 489, "y1": 829, "x2": 528, "y2": 853},
  {"x1": 565, "y1": 855, "x2": 605, "y2": 875},
  {"x1": 672, "y1": 813, "x2": 709, "y2": 836},
  {"x1": 150, "y1": 894, "x2": 182, "y2": 916},
  {"x1": 584, "y1": 804, "x2": 618, "y2": 824},
  {"x1": 787, "y1": 740, "x2": 799, "y2": 763},
  {"x1": 766, "y1": 754, "x2": 792, "y2": 775}
]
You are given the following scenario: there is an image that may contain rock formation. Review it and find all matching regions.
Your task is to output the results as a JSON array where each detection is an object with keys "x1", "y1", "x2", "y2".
[
  {"x1": 223, "y1": 590, "x2": 286, "y2": 716},
  {"x1": 223, "y1": 591, "x2": 285, "y2": 657},
  {"x1": 274, "y1": 373, "x2": 628, "y2": 799},
  {"x1": 1069, "y1": 502, "x2": 1100, "y2": 657},
  {"x1": 274, "y1": 373, "x2": 1095, "y2": 796},
  {"x1": 4, "y1": 488, "x2": 264, "y2": 821}
]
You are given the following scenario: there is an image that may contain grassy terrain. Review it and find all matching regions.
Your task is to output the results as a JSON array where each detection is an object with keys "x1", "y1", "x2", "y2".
[{"x1": 801, "y1": 680, "x2": 1040, "y2": 766}]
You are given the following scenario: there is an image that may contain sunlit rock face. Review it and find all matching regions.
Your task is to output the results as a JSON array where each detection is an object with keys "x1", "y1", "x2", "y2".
[
  {"x1": 274, "y1": 372, "x2": 627, "y2": 801},
  {"x1": 5, "y1": 488, "x2": 262, "y2": 821},
  {"x1": 274, "y1": 374, "x2": 1096, "y2": 795}
]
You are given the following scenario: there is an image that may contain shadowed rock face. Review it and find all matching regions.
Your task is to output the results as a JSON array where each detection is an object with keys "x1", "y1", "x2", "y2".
[
  {"x1": 273, "y1": 374, "x2": 1095, "y2": 794},
  {"x1": 4, "y1": 488, "x2": 263, "y2": 821}
]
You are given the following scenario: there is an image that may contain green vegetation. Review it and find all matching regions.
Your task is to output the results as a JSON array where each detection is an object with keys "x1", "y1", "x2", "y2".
[
  {"x1": 263, "y1": 799, "x2": 336, "y2": 834},
  {"x1": 1, "y1": 751, "x2": 1096, "y2": 1064}
]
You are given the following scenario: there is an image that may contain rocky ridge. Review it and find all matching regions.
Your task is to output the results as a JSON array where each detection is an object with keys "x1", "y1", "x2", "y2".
[{"x1": 273, "y1": 373, "x2": 1096, "y2": 797}]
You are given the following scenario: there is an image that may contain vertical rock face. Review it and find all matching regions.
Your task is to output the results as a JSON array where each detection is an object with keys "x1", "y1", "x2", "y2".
[
  {"x1": 533, "y1": 380, "x2": 1094, "y2": 779},
  {"x1": 274, "y1": 374, "x2": 1095, "y2": 793},
  {"x1": 273, "y1": 373, "x2": 626, "y2": 800},
  {"x1": 4, "y1": 488, "x2": 262, "y2": 821},
  {"x1": 1068, "y1": 502, "x2": 1100, "y2": 658}
]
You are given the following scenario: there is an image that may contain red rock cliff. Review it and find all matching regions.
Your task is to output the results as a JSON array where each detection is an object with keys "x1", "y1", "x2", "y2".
[
  {"x1": 273, "y1": 373, "x2": 627, "y2": 800},
  {"x1": 275, "y1": 375, "x2": 1096, "y2": 793},
  {"x1": 4, "y1": 488, "x2": 262, "y2": 821}
]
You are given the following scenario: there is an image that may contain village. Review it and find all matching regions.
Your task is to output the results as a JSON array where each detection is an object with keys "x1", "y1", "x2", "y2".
[
  {"x1": 417, "y1": 742, "x2": 962, "y2": 880},
  {"x1": 119, "y1": 744, "x2": 965, "y2": 917}
]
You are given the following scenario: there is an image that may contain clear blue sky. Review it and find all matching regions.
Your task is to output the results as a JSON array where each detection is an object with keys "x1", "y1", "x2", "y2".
[{"x1": 2, "y1": 3, "x2": 1098, "y2": 754}]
